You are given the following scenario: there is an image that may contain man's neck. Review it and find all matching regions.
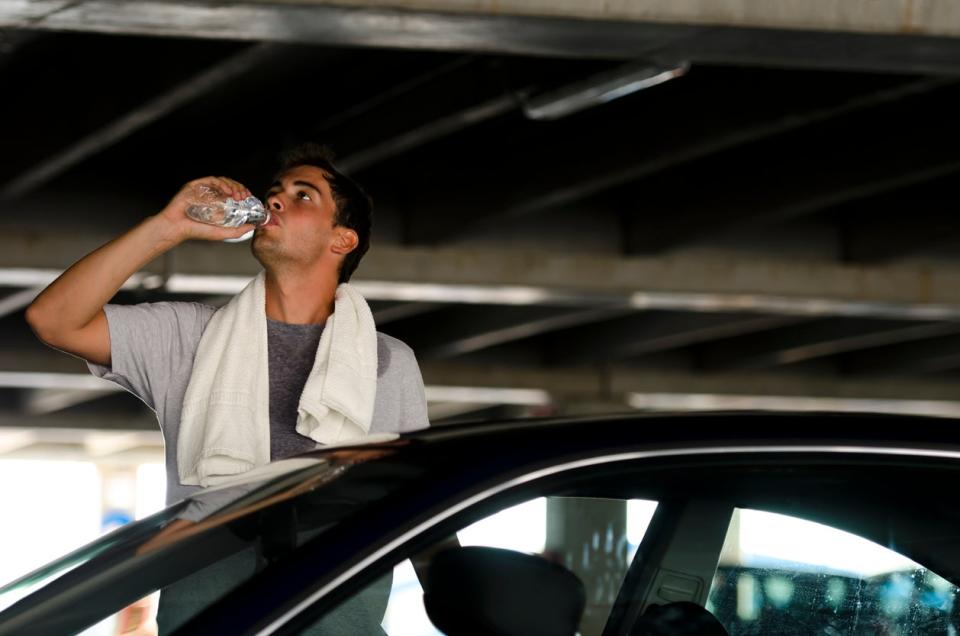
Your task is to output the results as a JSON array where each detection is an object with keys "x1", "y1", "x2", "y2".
[{"x1": 264, "y1": 269, "x2": 337, "y2": 324}]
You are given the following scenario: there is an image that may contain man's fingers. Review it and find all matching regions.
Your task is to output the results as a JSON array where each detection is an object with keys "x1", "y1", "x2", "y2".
[
  {"x1": 214, "y1": 177, "x2": 236, "y2": 197},
  {"x1": 218, "y1": 176, "x2": 250, "y2": 200},
  {"x1": 184, "y1": 176, "x2": 251, "y2": 201}
]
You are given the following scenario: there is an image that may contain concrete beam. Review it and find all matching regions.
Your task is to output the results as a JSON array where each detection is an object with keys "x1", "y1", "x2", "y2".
[
  {"x1": 420, "y1": 361, "x2": 960, "y2": 407},
  {"x1": 9, "y1": 0, "x2": 960, "y2": 39},
  {"x1": 413, "y1": 306, "x2": 632, "y2": 358},
  {"x1": 24, "y1": 387, "x2": 115, "y2": 415},
  {"x1": 0, "y1": 426, "x2": 162, "y2": 461},
  {"x1": 8, "y1": 235, "x2": 960, "y2": 320},
  {"x1": 0, "y1": 287, "x2": 42, "y2": 318},
  {"x1": 551, "y1": 312, "x2": 804, "y2": 364},
  {"x1": 427, "y1": 402, "x2": 491, "y2": 422},
  {"x1": 5, "y1": 365, "x2": 960, "y2": 421},
  {"x1": 372, "y1": 301, "x2": 443, "y2": 325},
  {"x1": 8, "y1": 2, "x2": 960, "y2": 75},
  {"x1": 0, "y1": 411, "x2": 157, "y2": 432}
]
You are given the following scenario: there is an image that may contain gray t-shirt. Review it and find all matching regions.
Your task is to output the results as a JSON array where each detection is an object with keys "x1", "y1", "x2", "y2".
[
  {"x1": 267, "y1": 317, "x2": 327, "y2": 460},
  {"x1": 88, "y1": 302, "x2": 429, "y2": 505}
]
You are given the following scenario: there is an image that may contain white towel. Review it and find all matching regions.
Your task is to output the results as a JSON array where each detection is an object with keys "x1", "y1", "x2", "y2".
[{"x1": 178, "y1": 271, "x2": 379, "y2": 487}]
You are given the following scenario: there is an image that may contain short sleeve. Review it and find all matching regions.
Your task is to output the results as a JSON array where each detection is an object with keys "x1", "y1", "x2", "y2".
[
  {"x1": 87, "y1": 302, "x2": 215, "y2": 411},
  {"x1": 397, "y1": 346, "x2": 430, "y2": 432}
]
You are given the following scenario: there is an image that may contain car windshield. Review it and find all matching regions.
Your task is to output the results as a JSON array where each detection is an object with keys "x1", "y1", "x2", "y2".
[{"x1": 0, "y1": 442, "x2": 412, "y2": 633}]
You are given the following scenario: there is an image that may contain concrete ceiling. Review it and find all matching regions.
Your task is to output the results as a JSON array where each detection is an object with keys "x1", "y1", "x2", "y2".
[{"x1": 3, "y1": 0, "x2": 960, "y2": 460}]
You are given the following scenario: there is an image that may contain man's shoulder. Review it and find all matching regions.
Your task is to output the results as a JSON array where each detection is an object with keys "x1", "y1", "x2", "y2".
[
  {"x1": 377, "y1": 331, "x2": 420, "y2": 377},
  {"x1": 376, "y1": 332, "x2": 416, "y2": 357}
]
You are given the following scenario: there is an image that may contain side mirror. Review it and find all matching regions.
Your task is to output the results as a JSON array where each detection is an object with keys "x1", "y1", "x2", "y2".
[{"x1": 423, "y1": 546, "x2": 585, "y2": 636}]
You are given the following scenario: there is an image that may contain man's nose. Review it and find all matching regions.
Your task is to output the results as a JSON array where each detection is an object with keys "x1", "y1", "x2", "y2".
[{"x1": 268, "y1": 195, "x2": 284, "y2": 211}]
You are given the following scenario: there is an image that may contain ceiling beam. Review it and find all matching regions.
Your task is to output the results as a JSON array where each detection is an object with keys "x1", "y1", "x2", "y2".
[
  {"x1": 17, "y1": 0, "x2": 960, "y2": 38},
  {"x1": 6, "y1": 365, "x2": 960, "y2": 422},
  {"x1": 24, "y1": 387, "x2": 115, "y2": 415},
  {"x1": 372, "y1": 301, "x2": 444, "y2": 326},
  {"x1": 0, "y1": 411, "x2": 157, "y2": 432},
  {"x1": 0, "y1": 427, "x2": 162, "y2": 461},
  {"x1": 0, "y1": 43, "x2": 278, "y2": 200},
  {"x1": 550, "y1": 312, "x2": 804, "y2": 364},
  {"x1": 412, "y1": 306, "x2": 632, "y2": 359},
  {"x1": 9, "y1": 237, "x2": 960, "y2": 320},
  {"x1": 8, "y1": 2, "x2": 960, "y2": 74},
  {"x1": 426, "y1": 402, "x2": 493, "y2": 423},
  {"x1": 0, "y1": 286, "x2": 42, "y2": 318},
  {"x1": 0, "y1": 429, "x2": 36, "y2": 454},
  {"x1": 625, "y1": 392, "x2": 960, "y2": 419},
  {"x1": 420, "y1": 361, "x2": 960, "y2": 408}
]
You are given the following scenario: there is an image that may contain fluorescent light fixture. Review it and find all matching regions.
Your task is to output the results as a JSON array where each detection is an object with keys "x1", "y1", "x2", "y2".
[
  {"x1": 0, "y1": 268, "x2": 62, "y2": 287},
  {"x1": 628, "y1": 291, "x2": 960, "y2": 321},
  {"x1": 523, "y1": 61, "x2": 689, "y2": 121},
  {"x1": 0, "y1": 268, "x2": 151, "y2": 292},
  {"x1": 6, "y1": 267, "x2": 960, "y2": 321},
  {"x1": 353, "y1": 281, "x2": 555, "y2": 306},
  {"x1": 165, "y1": 274, "x2": 253, "y2": 295},
  {"x1": 627, "y1": 392, "x2": 960, "y2": 419},
  {"x1": 0, "y1": 372, "x2": 122, "y2": 391},
  {"x1": 425, "y1": 385, "x2": 551, "y2": 406}
]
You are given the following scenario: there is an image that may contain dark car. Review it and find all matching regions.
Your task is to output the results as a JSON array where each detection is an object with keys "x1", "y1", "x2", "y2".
[{"x1": 2, "y1": 413, "x2": 960, "y2": 635}]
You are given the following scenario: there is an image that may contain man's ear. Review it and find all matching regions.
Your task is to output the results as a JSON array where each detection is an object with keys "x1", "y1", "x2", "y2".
[{"x1": 332, "y1": 228, "x2": 359, "y2": 255}]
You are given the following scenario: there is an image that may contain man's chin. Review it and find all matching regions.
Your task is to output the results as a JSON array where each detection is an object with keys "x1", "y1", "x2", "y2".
[{"x1": 250, "y1": 234, "x2": 283, "y2": 263}]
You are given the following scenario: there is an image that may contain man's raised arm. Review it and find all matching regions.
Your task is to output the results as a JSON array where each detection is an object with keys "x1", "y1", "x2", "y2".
[{"x1": 26, "y1": 177, "x2": 255, "y2": 367}]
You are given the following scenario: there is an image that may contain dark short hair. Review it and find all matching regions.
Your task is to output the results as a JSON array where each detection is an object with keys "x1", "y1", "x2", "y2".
[{"x1": 275, "y1": 143, "x2": 373, "y2": 284}]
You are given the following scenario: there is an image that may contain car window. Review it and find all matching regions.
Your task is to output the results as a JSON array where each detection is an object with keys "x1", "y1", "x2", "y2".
[
  {"x1": 707, "y1": 508, "x2": 960, "y2": 634},
  {"x1": 0, "y1": 452, "x2": 413, "y2": 636},
  {"x1": 299, "y1": 496, "x2": 658, "y2": 636}
]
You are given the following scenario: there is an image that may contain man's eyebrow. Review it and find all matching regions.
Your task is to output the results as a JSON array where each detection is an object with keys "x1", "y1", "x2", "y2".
[
  {"x1": 292, "y1": 180, "x2": 322, "y2": 195},
  {"x1": 265, "y1": 179, "x2": 323, "y2": 197}
]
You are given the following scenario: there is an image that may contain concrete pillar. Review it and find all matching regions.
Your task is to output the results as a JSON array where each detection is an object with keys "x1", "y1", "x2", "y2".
[{"x1": 546, "y1": 498, "x2": 629, "y2": 636}]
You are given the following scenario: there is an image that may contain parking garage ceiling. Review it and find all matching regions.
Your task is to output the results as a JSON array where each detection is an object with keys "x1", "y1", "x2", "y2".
[{"x1": 3, "y1": 0, "x2": 960, "y2": 458}]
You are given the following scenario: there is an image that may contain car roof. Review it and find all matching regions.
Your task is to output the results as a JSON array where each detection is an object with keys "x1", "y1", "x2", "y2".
[
  {"x1": 4, "y1": 411, "x2": 960, "y2": 636},
  {"x1": 381, "y1": 411, "x2": 960, "y2": 461}
]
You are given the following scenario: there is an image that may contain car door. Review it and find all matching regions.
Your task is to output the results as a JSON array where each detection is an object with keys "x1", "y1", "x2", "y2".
[{"x1": 246, "y1": 449, "x2": 960, "y2": 636}]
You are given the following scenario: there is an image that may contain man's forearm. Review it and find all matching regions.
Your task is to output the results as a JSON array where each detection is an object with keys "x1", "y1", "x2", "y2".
[{"x1": 27, "y1": 214, "x2": 180, "y2": 338}]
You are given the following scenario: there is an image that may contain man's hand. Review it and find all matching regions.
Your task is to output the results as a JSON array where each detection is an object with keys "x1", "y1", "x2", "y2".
[{"x1": 156, "y1": 176, "x2": 257, "y2": 243}]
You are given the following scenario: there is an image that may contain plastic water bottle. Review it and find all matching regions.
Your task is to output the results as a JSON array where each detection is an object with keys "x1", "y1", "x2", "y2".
[{"x1": 185, "y1": 184, "x2": 270, "y2": 228}]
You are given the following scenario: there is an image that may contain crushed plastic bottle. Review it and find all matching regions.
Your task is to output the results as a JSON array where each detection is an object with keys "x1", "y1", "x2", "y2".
[{"x1": 185, "y1": 184, "x2": 270, "y2": 228}]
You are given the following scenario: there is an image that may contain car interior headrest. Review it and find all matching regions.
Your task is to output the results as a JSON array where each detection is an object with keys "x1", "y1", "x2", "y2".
[
  {"x1": 423, "y1": 546, "x2": 586, "y2": 636},
  {"x1": 629, "y1": 601, "x2": 730, "y2": 636}
]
